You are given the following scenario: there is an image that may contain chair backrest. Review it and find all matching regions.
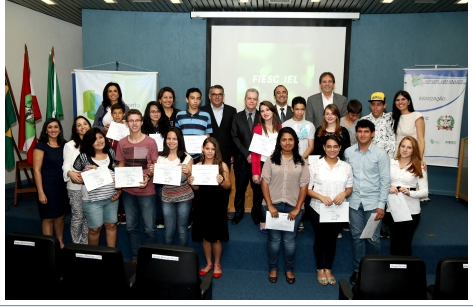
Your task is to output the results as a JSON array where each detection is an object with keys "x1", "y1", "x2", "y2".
[
  {"x1": 61, "y1": 243, "x2": 132, "y2": 299},
  {"x1": 5, "y1": 232, "x2": 61, "y2": 300},
  {"x1": 132, "y1": 244, "x2": 202, "y2": 300},
  {"x1": 434, "y1": 257, "x2": 468, "y2": 300},
  {"x1": 355, "y1": 255, "x2": 427, "y2": 300}
]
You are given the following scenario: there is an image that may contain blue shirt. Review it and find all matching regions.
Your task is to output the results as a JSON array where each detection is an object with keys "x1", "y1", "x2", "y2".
[
  {"x1": 344, "y1": 142, "x2": 390, "y2": 211},
  {"x1": 175, "y1": 110, "x2": 213, "y2": 136}
]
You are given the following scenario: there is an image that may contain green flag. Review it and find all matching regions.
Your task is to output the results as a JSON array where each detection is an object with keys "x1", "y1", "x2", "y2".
[
  {"x1": 5, "y1": 78, "x2": 17, "y2": 169},
  {"x1": 46, "y1": 48, "x2": 63, "y2": 119}
]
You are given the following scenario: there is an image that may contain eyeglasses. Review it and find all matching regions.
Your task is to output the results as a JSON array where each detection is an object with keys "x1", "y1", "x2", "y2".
[
  {"x1": 127, "y1": 119, "x2": 142, "y2": 123},
  {"x1": 210, "y1": 93, "x2": 224, "y2": 97},
  {"x1": 150, "y1": 110, "x2": 160, "y2": 114}
]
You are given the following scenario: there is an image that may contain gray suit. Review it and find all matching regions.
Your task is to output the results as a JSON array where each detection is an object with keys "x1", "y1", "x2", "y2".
[
  {"x1": 306, "y1": 93, "x2": 348, "y2": 129},
  {"x1": 274, "y1": 104, "x2": 293, "y2": 123}
]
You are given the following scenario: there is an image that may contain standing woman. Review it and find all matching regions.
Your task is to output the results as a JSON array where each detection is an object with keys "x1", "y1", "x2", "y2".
[
  {"x1": 307, "y1": 135, "x2": 353, "y2": 286},
  {"x1": 251, "y1": 101, "x2": 282, "y2": 232},
  {"x1": 189, "y1": 137, "x2": 231, "y2": 279},
  {"x1": 392, "y1": 90, "x2": 425, "y2": 158},
  {"x1": 93, "y1": 82, "x2": 130, "y2": 133},
  {"x1": 158, "y1": 87, "x2": 180, "y2": 127},
  {"x1": 157, "y1": 127, "x2": 194, "y2": 246},
  {"x1": 386, "y1": 136, "x2": 428, "y2": 256},
  {"x1": 33, "y1": 118, "x2": 69, "y2": 248},
  {"x1": 261, "y1": 127, "x2": 309, "y2": 284},
  {"x1": 63, "y1": 116, "x2": 91, "y2": 244},
  {"x1": 312, "y1": 104, "x2": 351, "y2": 159},
  {"x1": 73, "y1": 128, "x2": 121, "y2": 247}
]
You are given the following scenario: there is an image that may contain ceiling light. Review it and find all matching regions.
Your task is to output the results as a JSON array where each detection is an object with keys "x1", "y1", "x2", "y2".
[
  {"x1": 41, "y1": 0, "x2": 57, "y2": 4},
  {"x1": 170, "y1": 0, "x2": 182, "y2": 3},
  {"x1": 381, "y1": 0, "x2": 393, "y2": 3},
  {"x1": 456, "y1": 0, "x2": 467, "y2": 3},
  {"x1": 239, "y1": 0, "x2": 250, "y2": 2},
  {"x1": 104, "y1": 0, "x2": 117, "y2": 3},
  {"x1": 310, "y1": 0, "x2": 321, "y2": 2}
]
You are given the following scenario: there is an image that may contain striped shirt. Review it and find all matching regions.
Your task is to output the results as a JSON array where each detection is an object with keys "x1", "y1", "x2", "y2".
[{"x1": 175, "y1": 110, "x2": 213, "y2": 136}]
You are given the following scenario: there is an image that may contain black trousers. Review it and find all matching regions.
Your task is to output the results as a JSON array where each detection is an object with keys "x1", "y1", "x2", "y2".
[
  {"x1": 385, "y1": 212, "x2": 421, "y2": 256},
  {"x1": 233, "y1": 163, "x2": 263, "y2": 223}
]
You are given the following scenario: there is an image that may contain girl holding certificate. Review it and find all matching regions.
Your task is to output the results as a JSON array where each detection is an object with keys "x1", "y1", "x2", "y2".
[
  {"x1": 261, "y1": 127, "x2": 309, "y2": 284},
  {"x1": 73, "y1": 128, "x2": 121, "y2": 247},
  {"x1": 188, "y1": 137, "x2": 231, "y2": 279},
  {"x1": 156, "y1": 127, "x2": 194, "y2": 246},
  {"x1": 307, "y1": 135, "x2": 353, "y2": 286},
  {"x1": 385, "y1": 136, "x2": 428, "y2": 256},
  {"x1": 251, "y1": 101, "x2": 282, "y2": 233},
  {"x1": 63, "y1": 116, "x2": 91, "y2": 244}
]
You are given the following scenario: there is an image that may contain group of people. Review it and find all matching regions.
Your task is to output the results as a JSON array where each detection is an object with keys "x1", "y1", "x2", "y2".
[{"x1": 33, "y1": 72, "x2": 428, "y2": 286}]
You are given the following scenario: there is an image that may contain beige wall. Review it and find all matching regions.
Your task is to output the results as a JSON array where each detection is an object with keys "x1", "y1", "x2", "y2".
[{"x1": 5, "y1": 2, "x2": 83, "y2": 185}]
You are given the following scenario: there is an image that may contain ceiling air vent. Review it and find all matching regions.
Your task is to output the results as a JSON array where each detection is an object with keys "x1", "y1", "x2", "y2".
[{"x1": 268, "y1": 0, "x2": 293, "y2": 4}]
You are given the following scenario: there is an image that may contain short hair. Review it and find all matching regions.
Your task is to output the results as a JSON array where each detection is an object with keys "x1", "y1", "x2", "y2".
[
  {"x1": 319, "y1": 72, "x2": 335, "y2": 84},
  {"x1": 186, "y1": 87, "x2": 202, "y2": 98},
  {"x1": 273, "y1": 85, "x2": 288, "y2": 96},
  {"x1": 291, "y1": 96, "x2": 306, "y2": 108},
  {"x1": 39, "y1": 118, "x2": 65, "y2": 146},
  {"x1": 355, "y1": 119, "x2": 375, "y2": 133},
  {"x1": 80, "y1": 127, "x2": 110, "y2": 157},
  {"x1": 158, "y1": 87, "x2": 176, "y2": 104},
  {"x1": 209, "y1": 85, "x2": 224, "y2": 93},
  {"x1": 125, "y1": 109, "x2": 143, "y2": 121},
  {"x1": 245, "y1": 88, "x2": 259, "y2": 99},
  {"x1": 70, "y1": 116, "x2": 91, "y2": 149},
  {"x1": 111, "y1": 103, "x2": 125, "y2": 114},
  {"x1": 347, "y1": 99, "x2": 362, "y2": 114}
]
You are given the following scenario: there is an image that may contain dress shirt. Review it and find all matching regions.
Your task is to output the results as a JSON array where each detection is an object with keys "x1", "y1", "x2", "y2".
[
  {"x1": 245, "y1": 108, "x2": 256, "y2": 125},
  {"x1": 321, "y1": 92, "x2": 334, "y2": 109},
  {"x1": 261, "y1": 155, "x2": 310, "y2": 208},
  {"x1": 361, "y1": 112, "x2": 396, "y2": 158},
  {"x1": 344, "y1": 142, "x2": 390, "y2": 211},
  {"x1": 309, "y1": 157, "x2": 353, "y2": 214},
  {"x1": 211, "y1": 103, "x2": 224, "y2": 127},
  {"x1": 386, "y1": 159, "x2": 428, "y2": 215}
]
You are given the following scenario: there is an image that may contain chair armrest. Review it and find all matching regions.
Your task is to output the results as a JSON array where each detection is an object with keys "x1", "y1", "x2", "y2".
[
  {"x1": 200, "y1": 271, "x2": 213, "y2": 299},
  {"x1": 339, "y1": 279, "x2": 354, "y2": 300}
]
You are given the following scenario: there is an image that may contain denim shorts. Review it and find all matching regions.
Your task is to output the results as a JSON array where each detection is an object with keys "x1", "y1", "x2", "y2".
[{"x1": 82, "y1": 198, "x2": 119, "y2": 229}]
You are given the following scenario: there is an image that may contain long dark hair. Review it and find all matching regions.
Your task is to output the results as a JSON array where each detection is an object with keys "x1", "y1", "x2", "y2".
[
  {"x1": 102, "y1": 82, "x2": 125, "y2": 109},
  {"x1": 270, "y1": 127, "x2": 305, "y2": 166},
  {"x1": 392, "y1": 90, "x2": 415, "y2": 134},
  {"x1": 161, "y1": 127, "x2": 187, "y2": 163},
  {"x1": 142, "y1": 101, "x2": 170, "y2": 135},
  {"x1": 38, "y1": 118, "x2": 65, "y2": 146},
  {"x1": 258, "y1": 101, "x2": 281, "y2": 136},
  {"x1": 70, "y1": 116, "x2": 91, "y2": 149},
  {"x1": 80, "y1": 128, "x2": 110, "y2": 157},
  {"x1": 199, "y1": 137, "x2": 224, "y2": 175}
]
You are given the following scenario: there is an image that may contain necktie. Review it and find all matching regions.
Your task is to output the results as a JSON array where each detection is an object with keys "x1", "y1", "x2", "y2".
[
  {"x1": 248, "y1": 113, "x2": 253, "y2": 132},
  {"x1": 280, "y1": 108, "x2": 286, "y2": 122}
]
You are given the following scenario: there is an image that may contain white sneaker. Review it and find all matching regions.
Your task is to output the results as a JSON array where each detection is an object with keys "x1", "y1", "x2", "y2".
[{"x1": 337, "y1": 232, "x2": 342, "y2": 239}]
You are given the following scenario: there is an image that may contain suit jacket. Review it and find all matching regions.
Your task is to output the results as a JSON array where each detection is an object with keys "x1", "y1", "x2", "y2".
[
  {"x1": 306, "y1": 93, "x2": 348, "y2": 129},
  {"x1": 201, "y1": 103, "x2": 237, "y2": 164},
  {"x1": 274, "y1": 104, "x2": 293, "y2": 123},
  {"x1": 231, "y1": 109, "x2": 260, "y2": 171}
]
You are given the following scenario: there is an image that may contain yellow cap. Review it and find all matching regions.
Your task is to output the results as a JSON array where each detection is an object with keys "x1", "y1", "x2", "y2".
[{"x1": 369, "y1": 92, "x2": 385, "y2": 102}]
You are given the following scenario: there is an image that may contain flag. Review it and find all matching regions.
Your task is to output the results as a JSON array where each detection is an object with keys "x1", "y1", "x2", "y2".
[
  {"x1": 5, "y1": 78, "x2": 17, "y2": 169},
  {"x1": 18, "y1": 46, "x2": 42, "y2": 165},
  {"x1": 46, "y1": 47, "x2": 63, "y2": 119}
]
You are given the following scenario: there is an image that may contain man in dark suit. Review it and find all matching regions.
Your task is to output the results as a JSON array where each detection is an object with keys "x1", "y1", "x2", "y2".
[
  {"x1": 230, "y1": 88, "x2": 260, "y2": 225},
  {"x1": 306, "y1": 72, "x2": 348, "y2": 129},
  {"x1": 274, "y1": 85, "x2": 293, "y2": 123}
]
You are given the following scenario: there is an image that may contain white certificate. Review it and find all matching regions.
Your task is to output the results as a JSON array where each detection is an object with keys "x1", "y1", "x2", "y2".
[
  {"x1": 106, "y1": 121, "x2": 129, "y2": 141},
  {"x1": 114, "y1": 167, "x2": 143, "y2": 188},
  {"x1": 308, "y1": 155, "x2": 321, "y2": 165},
  {"x1": 191, "y1": 164, "x2": 219, "y2": 185},
  {"x1": 265, "y1": 211, "x2": 296, "y2": 232},
  {"x1": 148, "y1": 133, "x2": 164, "y2": 151},
  {"x1": 184, "y1": 135, "x2": 207, "y2": 154},
  {"x1": 360, "y1": 213, "x2": 381, "y2": 239},
  {"x1": 319, "y1": 202, "x2": 349, "y2": 223},
  {"x1": 388, "y1": 193, "x2": 413, "y2": 222},
  {"x1": 249, "y1": 134, "x2": 277, "y2": 157},
  {"x1": 81, "y1": 166, "x2": 113, "y2": 192},
  {"x1": 153, "y1": 164, "x2": 182, "y2": 186}
]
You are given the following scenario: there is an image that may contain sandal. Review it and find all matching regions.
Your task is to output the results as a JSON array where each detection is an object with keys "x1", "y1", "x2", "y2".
[
  {"x1": 317, "y1": 269, "x2": 327, "y2": 286},
  {"x1": 213, "y1": 264, "x2": 222, "y2": 278},
  {"x1": 199, "y1": 263, "x2": 213, "y2": 276},
  {"x1": 324, "y1": 269, "x2": 336, "y2": 285}
]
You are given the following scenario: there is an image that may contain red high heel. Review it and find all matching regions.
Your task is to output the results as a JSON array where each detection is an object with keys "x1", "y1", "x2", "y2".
[
  {"x1": 199, "y1": 263, "x2": 214, "y2": 276},
  {"x1": 213, "y1": 264, "x2": 222, "y2": 278}
]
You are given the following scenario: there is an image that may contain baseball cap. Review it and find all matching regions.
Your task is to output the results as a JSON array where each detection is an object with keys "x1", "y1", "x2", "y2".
[{"x1": 368, "y1": 92, "x2": 385, "y2": 102}]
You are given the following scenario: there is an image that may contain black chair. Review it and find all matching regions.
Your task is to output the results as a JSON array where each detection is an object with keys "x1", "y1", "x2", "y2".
[
  {"x1": 428, "y1": 257, "x2": 468, "y2": 300},
  {"x1": 339, "y1": 255, "x2": 430, "y2": 300},
  {"x1": 131, "y1": 244, "x2": 213, "y2": 300},
  {"x1": 5, "y1": 232, "x2": 62, "y2": 300},
  {"x1": 61, "y1": 243, "x2": 136, "y2": 300}
]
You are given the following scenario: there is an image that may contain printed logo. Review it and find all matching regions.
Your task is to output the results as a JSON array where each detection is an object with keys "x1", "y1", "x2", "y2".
[
  {"x1": 430, "y1": 139, "x2": 440, "y2": 145},
  {"x1": 445, "y1": 141, "x2": 457, "y2": 145},
  {"x1": 437, "y1": 115, "x2": 455, "y2": 130},
  {"x1": 411, "y1": 74, "x2": 424, "y2": 87}
]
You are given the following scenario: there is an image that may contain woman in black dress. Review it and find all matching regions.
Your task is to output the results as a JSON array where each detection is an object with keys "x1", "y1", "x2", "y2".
[
  {"x1": 33, "y1": 118, "x2": 69, "y2": 248},
  {"x1": 189, "y1": 137, "x2": 231, "y2": 279}
]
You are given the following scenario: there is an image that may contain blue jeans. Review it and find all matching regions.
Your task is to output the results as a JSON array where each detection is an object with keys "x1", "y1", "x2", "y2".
[
  {"x1": 155, "y1": 185, "x2": 163, "y2": 220},
  {"x1": 162, "y1": 200, "x2": 192, "y2": 246},
  {"x1": 263, "y1": 203, "x2": 304, "y2": 272},
  {"x1": 349, "y1": 203, "x2": 382, "y2": 272},
  {"x1": 122, "y1": 191, "x2": 157, "y2": 260},
  {"x1": 82, "y1": 198, "x2": 118, "y2": 229}
]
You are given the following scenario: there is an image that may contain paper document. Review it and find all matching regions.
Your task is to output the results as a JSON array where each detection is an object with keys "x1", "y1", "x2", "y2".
[
  {"x1": 153, "y1": 164, "x2": 182, "y2": 186},
  {"x1": 114, "y1": 167, "x2": 143, "y2": 188},
  {"x1": 148, "y1": 134, "x2": 164, "y2": 151},
  {"x1": 360, "y1": 213, "x2": 381, "y2": 239},
  {"x1": 319, "y1": 202, "x2": 349, "y2": 223},
  {"x1": 184, "y1": 135, "x2": 208, "y2": 154},
  {"x1": 106, "y1": 121, "x2": 129, "y2": 141},
  {"x1": 308, "y1": 155, "x2": 321, "y2": 165},
  {"x1": 388, "y1": 193, "x2": 413, "y2": 222},
  {"x1": 81, "y1": 166, "x2": 113, "y2": 192},
  {"x1": 191, "y1": 165, "x2": 219, "y2": 185},
  {"x1": 249, "y1": 134, "x2": 277, "y2": 157},
  {"x1": 265, "y1": 211, "x2": 296, "y2": 232}
]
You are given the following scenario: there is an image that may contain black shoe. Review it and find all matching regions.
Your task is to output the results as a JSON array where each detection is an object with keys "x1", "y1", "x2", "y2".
[
  {"x1": 232, "y1": 216, "x2": 242, "y2": 225},
  {"x1": 350, "y1": 271, "x2": 358, "y2": 285},
  {"x1": 253, "y1": 219, "x2": 260, "y2": 225},
  {"x1": 380, "y1": 223, "x2": 390, "y2": 238}
]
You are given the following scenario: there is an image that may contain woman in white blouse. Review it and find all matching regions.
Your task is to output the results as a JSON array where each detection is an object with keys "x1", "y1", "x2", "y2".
[
  {"x1": 386, "y1": 136, "x2": 428, "y2": 256},
  {"x1": 307, "y1": 135, "x2": 353, "y2": 286}
]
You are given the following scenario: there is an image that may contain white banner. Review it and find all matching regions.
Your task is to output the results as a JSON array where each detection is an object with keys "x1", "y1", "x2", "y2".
[
  {"x1": 403, "y1": 68, "x2": 468, "y2": 167},
  {"x1": 74, "y1": 70, "x2": 158, "y2": 124}
]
